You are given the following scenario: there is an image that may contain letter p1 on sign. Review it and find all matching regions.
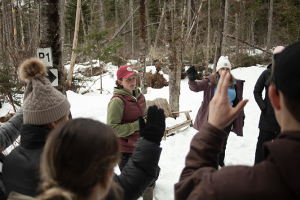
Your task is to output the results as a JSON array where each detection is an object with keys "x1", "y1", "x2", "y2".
[{"x1": 36, "y1": 47, "x2": 53, "y2": 67}]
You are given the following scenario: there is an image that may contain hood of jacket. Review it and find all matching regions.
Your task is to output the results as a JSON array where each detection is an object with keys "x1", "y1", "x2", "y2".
[
  {"x1": 113, "y1": 87, "x2": 141, "y2": 100},
  {"x1": 264, "y1": 131, "x2": 300, "y2": 198}
]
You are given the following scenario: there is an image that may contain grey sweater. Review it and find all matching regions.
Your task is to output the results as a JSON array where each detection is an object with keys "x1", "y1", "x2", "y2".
[{"x1": 0, "y1": 107, "x2": 23, "y2": 151}]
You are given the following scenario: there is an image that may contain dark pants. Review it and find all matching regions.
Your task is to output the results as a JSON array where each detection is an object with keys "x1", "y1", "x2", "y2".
[
  {"x1": 218, "y1": 123, "x2": 232, "y2": 167},
  {"x1": 254, "y1": 129, "x2": 278, "y2": 164}
]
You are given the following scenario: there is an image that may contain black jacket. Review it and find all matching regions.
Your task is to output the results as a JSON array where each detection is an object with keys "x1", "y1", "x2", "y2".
[
  {"x1": 2, "y1": 125, "x2": 51, "y2": 197},
  {"x1": 254, "y1": 64, "x2": 280, "y2": 133},
  {"x1": 107, "y1": 138, "x2": 161, "y2": 200}
]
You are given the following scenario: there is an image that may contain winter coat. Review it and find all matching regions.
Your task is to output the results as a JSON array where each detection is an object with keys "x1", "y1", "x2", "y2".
[
  {"x1": 0, "y1": 107, "x2": 23, "y2": 198},
  {"x1": 108, "y1": 138, "x2": 161, "y2": 200},
  {"x1": 2, "y1": 124, "x2": 51, "y2": 197},
  {"x1": 254, "y1": 64, "x2": 280, "y2": 133},
  {"x1": 0, "y1": 107, "x2": 23, "y2": 152},
  {"x1": 7, "y1": 139, "x2": 162, "y2": 200},
  {"x1": 188, "y1": 75, "x2": 245, "y2": 136},
  {"x1": 107, "y1": 87, "x2": 147, "y2": 153},
  {"x1": 175, "y1": 122, "x2": 300, "y2": 200}
]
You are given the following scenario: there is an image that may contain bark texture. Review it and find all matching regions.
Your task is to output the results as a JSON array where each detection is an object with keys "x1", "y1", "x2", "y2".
[
  {"x1": 168, "y1": 0, "x2": 182, "y2": 113},
  {"x1": 139, "y1": 0, "x2": 147, "y2": 94},
  {"x1": 213, "y1": 0, "x2": 225, "y2": 71},
  {"x1": 39, "y1": 0, "x2": 65, "y2": 94},
  {"x1": 67, "y1": 0, "x2": 81, "y2": 89},
  {"x1": 266, "y1": 0, "x2": 273, "y2": 50}
]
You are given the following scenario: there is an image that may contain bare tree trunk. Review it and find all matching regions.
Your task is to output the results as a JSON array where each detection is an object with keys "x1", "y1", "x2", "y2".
[
  {"x1": 139, "y1": 0, "x2": 147, "y2": 94},
  {"x1": 181, "y1": 0, "x2": 187, "y2": 43},
  {"x1": 80, "y1": 10, "x2": 87, "y2": 36},
  {"x1": 99, "y1": 0, "x2": 105, "y2": 29},
  {"x1": 27, "y1": 0, "x2": 32, "y2": 50},
  {"x1": 250, "y1": 11, "x2": 255, "y2": 53},
  {"x1": 158, "y1": 0, "x2": 161, "y2": 17},
  {"x1": 205, "y1": 0, "x2": 210, "y2": 74},
  {"x1": 240, "y1": 1, "x2": 245, "y2": 54},
  {"x1": 115, "y1": 0, "x2": 118, "y2": 27},
  {"x1": 184, "y1": 0, "x2": 203, "y2": 45},
  {"x1": 165, "y1": 0, "x2": 173, "y2": 104},
  {"x1": 60, "y1": 0, "x2": 66, "y2": 64},
  {"x1": 145, "y1": 0, "x2": 151, "y2": 51},
  {"x1": 37, "y1": 0, "x2": 41, "y2": 49},
  {"x1": 130, "y1": 0, "x2": 134, "y2": 58},
  {"x1": 3, "y1": 0, "x2": 13, "y2": 53},
  {"x1": 221, "y1": 0, "x2": 229, "y2": 56},
  {"x1": 154, "y1": 2, "x2": 166, "y2": 48},
  {"x1": 235, "y1": 13, "x2": 239, "y2": 64},
  {"x1": 0, "y1": 13, "x2": 2, "y2": 53},
  {"x1": 18, "y1": 0, "x2": 25, "y2": 50},
  {"x1": 187, "y1": 0, "x2": 191, "y2": 31},
  {"x1": 90, "y1": 3, "x2": 94, "y2": 29},
  {"x1": 213, "y1": 0, "x2": 225, "y2": 70},
  {"x1": 266, "y1": 0, "x2": 273, "y2": 50},
  {"x1": 168, "y1": 0, "x2": 182, "y2": 113},
  {"x1": 66, "y1": 0, "x2": 81, "y2": 89},
  {"x1": 11, "y1": 0, "x2": 18, "y2": 49},
  {"x1": 39, "y1": 0, "x2": 65, "y2": 94}
]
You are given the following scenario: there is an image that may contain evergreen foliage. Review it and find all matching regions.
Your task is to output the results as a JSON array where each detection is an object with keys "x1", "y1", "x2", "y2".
[{"x1": 0, "y1": 54, "x2": 21, "y2": 111}]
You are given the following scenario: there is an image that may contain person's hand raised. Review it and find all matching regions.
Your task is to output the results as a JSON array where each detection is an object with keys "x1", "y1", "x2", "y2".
[
  {"x1": 186, "y1": 66, "x2": 198, "y2": 81},
  {"x1": 208, "y1": 71, "x2": 248, "y2": 130},
  {"x1": 138, "y1": 105, "x2": 165, "y2": 146}
]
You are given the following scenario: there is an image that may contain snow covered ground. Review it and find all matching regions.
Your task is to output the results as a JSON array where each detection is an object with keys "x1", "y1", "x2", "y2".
[{"x1": 0, "y1": 62, "x2": 267, "y2": 200}]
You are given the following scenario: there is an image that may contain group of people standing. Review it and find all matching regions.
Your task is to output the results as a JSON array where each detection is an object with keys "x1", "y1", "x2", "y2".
[{"x1": 0, "y1": 41, "x2": 299, "y2": 200}]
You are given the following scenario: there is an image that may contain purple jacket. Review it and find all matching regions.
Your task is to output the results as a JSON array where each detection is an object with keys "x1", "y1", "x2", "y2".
[{"x1": 188, "y1": 75, "x2": 245, "y2": 136}]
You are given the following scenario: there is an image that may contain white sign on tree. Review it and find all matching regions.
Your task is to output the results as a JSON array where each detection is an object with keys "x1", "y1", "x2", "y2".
[{"x1": 36, "y1": 47, "x2": 53, "y2": 67}]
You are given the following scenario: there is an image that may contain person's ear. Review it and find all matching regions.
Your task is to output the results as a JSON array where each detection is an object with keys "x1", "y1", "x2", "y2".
[
  {"x1": 49, "y1": 122, "x2": 57, "y2": 129},
  {"x1": 117, "y1": 80, "x2": 123, "y2": 86},
  {"x1": 268, "y1": 85, "x2": 280, "y2": 111}
]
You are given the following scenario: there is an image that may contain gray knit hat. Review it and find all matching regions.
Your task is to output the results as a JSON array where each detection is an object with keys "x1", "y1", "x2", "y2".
[{"x1": 19, "y1": 58, "x2": 71, "y2": 125}]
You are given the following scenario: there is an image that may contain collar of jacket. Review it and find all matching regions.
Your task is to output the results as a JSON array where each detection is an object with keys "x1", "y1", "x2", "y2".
[
  {"x1": 267, "y1": 63, "x2": 272, "y2": 69},
  {"x1": 20, "y1": 124, "x2": 51, "y2": 150},
  {"x1": 113, "y1": 87, "x2": 141, "y2": 100}
]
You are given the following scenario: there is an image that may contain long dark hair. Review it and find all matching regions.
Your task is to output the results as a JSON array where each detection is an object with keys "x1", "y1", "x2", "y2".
[
  {"x1": 213, "y1": 71, "x2": 237, "y2": 88},
  {"x1": 36, "y1": 118, "x2": 121, "y2": 200}
]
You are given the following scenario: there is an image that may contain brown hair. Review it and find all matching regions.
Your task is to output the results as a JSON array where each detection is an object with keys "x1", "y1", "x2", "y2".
[
  {"x1": 213, "y1": 72, "x2": 237, "y2": 88},
  {"x1": 283, "y1": 94, "x2": 300, "y2": 124},
  {"x1": 36, "y1": 118, "x2": 122, "y2": 200},
  {"x1": 115, "y1": 78, "x2": 123, "y2": 89}
]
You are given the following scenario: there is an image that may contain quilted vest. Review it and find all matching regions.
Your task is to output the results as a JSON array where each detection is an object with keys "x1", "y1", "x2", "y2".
[{"x1": 111, "y1": 93, "x2": 146, "y2": 153}]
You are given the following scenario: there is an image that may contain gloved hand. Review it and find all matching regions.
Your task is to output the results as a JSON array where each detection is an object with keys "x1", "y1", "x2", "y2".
[
  {"x1": 186, "y1": 66, "x2": 198, "y2": 81},
  {"x1": 138, "y1": 105, "x2": 165, "y2": 146}
]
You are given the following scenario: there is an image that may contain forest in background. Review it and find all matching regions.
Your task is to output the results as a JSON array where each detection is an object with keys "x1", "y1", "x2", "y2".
[{"x1": 0, "y1": 0, "x2": 299, "y2": 112}]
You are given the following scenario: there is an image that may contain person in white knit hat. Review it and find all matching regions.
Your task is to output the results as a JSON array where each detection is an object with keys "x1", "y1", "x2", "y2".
[
  {"x1": 186, "y1": 56, "x2": 245, "y2": 167},
  {"x1": 2, "y1": 58, "x2": 70, "y2": 198}
]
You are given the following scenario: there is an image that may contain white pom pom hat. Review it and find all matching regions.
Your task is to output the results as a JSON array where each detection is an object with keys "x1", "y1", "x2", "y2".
[{"x1": 216, "y1": 56, "x2": 231, "y2": 72}]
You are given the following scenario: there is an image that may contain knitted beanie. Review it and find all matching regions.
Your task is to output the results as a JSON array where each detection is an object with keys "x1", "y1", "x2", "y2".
[
  {"x1": 216, "y1": 56, "x2": 231, "y2": 72},
  {"x1": 19, "y1": 58, "x2": 71, "y2": 125}
]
